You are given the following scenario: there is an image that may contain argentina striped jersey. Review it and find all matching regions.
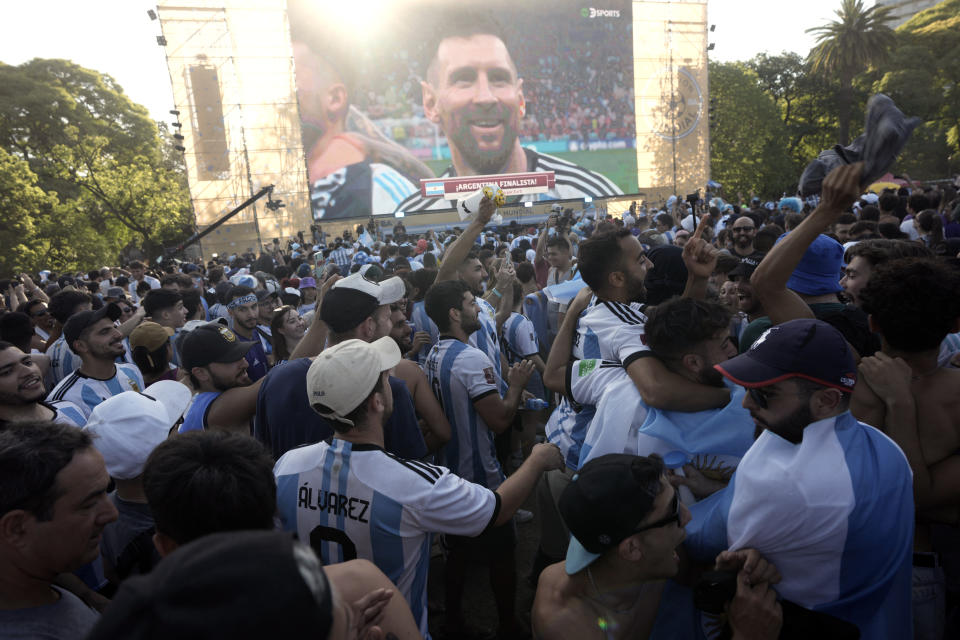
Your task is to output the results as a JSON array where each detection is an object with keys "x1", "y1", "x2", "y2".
[
  {"x1": 545, "y1": 297, "x2": 650, "y2": 469},
  {"x1": 469, "y1": 297, "x2": 506, "y2": 393},
  {"x1": 409, "y1": 300, "x2": 439, "y2": 365},
  {"x1": 47, "y1": 364, "x2": 144, "y2": 419},
  {"x1": 424, "y1": 339, "x2": 505, "y2": 489},
  {"x1": 274, "y1": 439, "x2": 498, "y2": 637}
]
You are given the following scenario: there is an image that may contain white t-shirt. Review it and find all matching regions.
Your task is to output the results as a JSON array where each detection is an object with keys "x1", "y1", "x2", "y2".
[{"x1": 274, "y1": 439, "x2": 497, "y2": 637}]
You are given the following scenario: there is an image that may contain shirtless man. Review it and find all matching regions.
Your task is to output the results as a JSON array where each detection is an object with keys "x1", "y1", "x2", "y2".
[
  {"x1": 531, "y1": 454, "x2": 782, "y2": 640},
  {"x1": 853, "y1": 257, "x2": 960, "y2": 640}
]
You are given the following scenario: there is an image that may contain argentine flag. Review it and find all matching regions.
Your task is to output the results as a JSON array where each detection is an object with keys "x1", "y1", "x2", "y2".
[
  {"x1": 579, "y1": 377, "x2": 755, "y2": 484},
  {"x1": 680, "y1": 411, "x2": 914, "y2": 639}
]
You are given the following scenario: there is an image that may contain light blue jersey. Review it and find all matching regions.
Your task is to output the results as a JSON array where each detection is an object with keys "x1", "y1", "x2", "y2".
[
  {"x1": 275, "y1": 439, "x2": 497, "y2": 638},
  {"x1": 47, "y1": 364, "x2": 145, "y2": 419},
  {"x1": 47, "y1": 336, "x2": 80, "y2": 386},
  {"x1": 545, "y1": 298, "x2": 650, "y2": 469},
  {"x1": 409, "y1": 300, "x2": 439, "y2": 365},
  {"x1": 424, "y1": 339, "x2": 504, "y2": 489}
]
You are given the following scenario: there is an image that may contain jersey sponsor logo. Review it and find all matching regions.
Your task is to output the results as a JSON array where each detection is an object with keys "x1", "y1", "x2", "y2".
[
  {"x1": 297, "y1": 483, "x2": 370, "y2": 523},
  {"x1": 483, "y1": 367, "x2": 496, "y2": 385}
]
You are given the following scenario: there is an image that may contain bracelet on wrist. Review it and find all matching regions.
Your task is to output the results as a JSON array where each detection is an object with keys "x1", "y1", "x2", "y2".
[{"x1": 491, "y1": 288, "x2": 503, "y2": 298}]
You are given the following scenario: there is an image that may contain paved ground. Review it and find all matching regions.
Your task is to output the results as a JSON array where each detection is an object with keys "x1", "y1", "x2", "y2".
[{"x1": 427, "y1": 490, "x2": 543, "y2": 639}]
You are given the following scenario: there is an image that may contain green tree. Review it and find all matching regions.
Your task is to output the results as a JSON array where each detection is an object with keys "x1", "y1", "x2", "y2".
[
  {"x1": 870, "y1": 0, "x2": 960, "y2": 176},
  {"x1": 709, "y1": 62, "x2": 796, "y2": 197},
  {"x1": 806, "y1": 0, "x2": 895, "y2": 144},
  {"x1": 746, "y1": 52, "x2": 841, "y2": 172},
  {"x1": 0, "y1": 148, "x2": 55, "y2": 274},
  {"x1": 0, "y1": 59, "x2": 192, "y2": 271}
]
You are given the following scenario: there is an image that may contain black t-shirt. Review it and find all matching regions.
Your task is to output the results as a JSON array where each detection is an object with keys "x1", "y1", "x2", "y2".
[{"x1": 254, "y1": 358, "x2": 427, "y2": 461}]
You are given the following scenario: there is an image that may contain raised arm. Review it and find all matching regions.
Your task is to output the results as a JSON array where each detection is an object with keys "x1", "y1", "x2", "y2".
[
  {"x1": 681, "y1": 215, "x2": 718, "y2": 300},
  {"x1": 206, "y1": 377, "x2": 266, "y2": 434},
  {"x1": 542, "y1": 286, "x2": 593, "y2": 393},
  {"x1": 750, "y1": 163, "x2": 862, "y2": 325},
  {"x1": 436, "y1": 196, "x2": 496, "y2": 282},
  {"x1": 289, "y1": 274, "x2": 339, "y2": 360}
]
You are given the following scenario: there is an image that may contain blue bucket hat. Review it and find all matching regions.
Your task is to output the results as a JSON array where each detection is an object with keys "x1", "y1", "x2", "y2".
[{"x1": 778, "y1": 233, "x2": 844, "y2": 296}]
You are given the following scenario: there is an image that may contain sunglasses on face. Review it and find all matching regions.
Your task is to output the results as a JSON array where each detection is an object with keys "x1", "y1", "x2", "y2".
[
  {"x1": 634, "y1": 490, "x2": 681, "y2": 534},
  {"x1": 748, "y1": 386, "x2": 772, "y2": 409},
  {"x1": 30, "y1": 309, "x2": 49, "y2": 317}
]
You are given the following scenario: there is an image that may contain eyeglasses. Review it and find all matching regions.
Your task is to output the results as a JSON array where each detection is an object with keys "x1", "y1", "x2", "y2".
[
  {"x1": 30, "y1": 309, "x2": 49, "y2": 317},
  {"x1": 633, "y1": 490, "x2": 681, "y2": 534}
]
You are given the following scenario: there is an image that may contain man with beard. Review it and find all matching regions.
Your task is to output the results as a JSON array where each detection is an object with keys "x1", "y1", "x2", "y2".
[
  {"x1": 47, "y1": 304, "x2": 144, "y2": 419},
  {"x1": 387, "y1": 299, "x2": 451, "y2": 452},
  {"x1": 225, "y1": 286, "x2": 269, "y2": 382},
  {"x1": 0, "y1": 422, "x2": 119, "y2": 638},
  {"x1": 395, "y1": 15, "x2": 622, "y2": 213},
  {"x1": 0, "y1": 342, "x2": 86, "y2": 428},
  {"x1": 729, "y1": 216, "x2": 764, "y2": 265},
  {"x1": 544, "y1": 294, "x2": 749, "y2": 473},
  {"x1": 423, "y1": 279, "x2": 545, "y2": 638},
  {"x1": 683, "y1": 319, "x2": 914, "y2": 639},
  {"x1": 178, "y1": 323, "x2": 264, "y2": 434},
  {"x1": 435, "y1": 196, "x2": 514, "y2": 391},
  {"x1": 274, "y1": 337, "x2": 563, "y2": 637},
  {"x1": 727, "y1": 262, "x2": 765, "y2": 345}
]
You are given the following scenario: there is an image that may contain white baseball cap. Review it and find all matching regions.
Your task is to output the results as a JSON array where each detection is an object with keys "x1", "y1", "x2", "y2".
[
  {"x1": 331, "y1": 272, "x2": 405, "y2": 305},
  {"x1": 84, "y1": 380, "x2": 193, "y2": 479},
  {"x1": 306, "y1": 337, "x2": 401, "y2": 426}
]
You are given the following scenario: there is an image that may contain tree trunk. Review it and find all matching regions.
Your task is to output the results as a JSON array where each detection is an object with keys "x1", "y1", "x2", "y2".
[{"x1": 837, "y1": 71, "x2": 854, "y2": 146}]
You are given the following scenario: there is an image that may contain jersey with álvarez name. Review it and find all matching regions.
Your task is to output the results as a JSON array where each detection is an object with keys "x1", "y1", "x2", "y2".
[
  {"x1": 424, "y1": 339, "x2": 504, "y2": 489},
  {"x1": 274, "y1": 439, "x2": 498, "y2": 638}
]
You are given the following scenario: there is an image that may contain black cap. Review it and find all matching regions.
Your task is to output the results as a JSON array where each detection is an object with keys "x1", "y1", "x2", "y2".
[
  {"x1": 181, "y1": 323, "x2": 254, "y2": 370},
  {"x1": 559, "y1": 454, "x2": 664, "y2": 574},
  {"x1": 85, "y1": 531, "x2": 333, "y2": 640},
  {"x1": 63, "y1": 303, "x2": 122, "y2": 349},
  {"x1": 728, "y1": 261, "x2": 757, "y2": 281},
  {"x1": 715, "y1": 318, "x2": 857, "y2": 392},
  {"x1": 319, "y1": 288, "x2": 379, "y2": 334}
]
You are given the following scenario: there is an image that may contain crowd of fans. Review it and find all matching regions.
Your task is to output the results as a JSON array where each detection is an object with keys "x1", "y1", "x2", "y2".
[{"x1": 1, "y1": 165, "x2": 960, "y2": 639}]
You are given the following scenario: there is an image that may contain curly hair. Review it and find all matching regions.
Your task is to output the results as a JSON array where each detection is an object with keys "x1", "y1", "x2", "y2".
[{"x1": 859, "y1": 258, "x2": 960, "y2": 351}]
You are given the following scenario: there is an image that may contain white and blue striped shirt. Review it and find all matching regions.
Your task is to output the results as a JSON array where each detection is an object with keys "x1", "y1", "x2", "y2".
[
  {"x1": 409, "y1": 300, "x2": 439, "y2": 365},
  {"x1": 545, "y1": 298, "x2": 650, "y2": 469},
  {"x1": 275, "y1": 439, "x2": 497, "y2": 638},
  {"x1": 469, "y1": 297, "x2": 505, "y2": 394},
  {"x1": 47, "y1": 364, "x2": 145, "y2": 419},
  {"x1": 47, "y1": 336, "x2": 80, "y2": 386},
  {"x1": 424, "y1": 339, "x2": 504, "y2": 489}
]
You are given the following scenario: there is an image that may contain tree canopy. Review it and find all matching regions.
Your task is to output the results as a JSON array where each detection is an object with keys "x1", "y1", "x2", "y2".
[{"x1": 0, "y1": 58, "x2": 192, "y2": 274}]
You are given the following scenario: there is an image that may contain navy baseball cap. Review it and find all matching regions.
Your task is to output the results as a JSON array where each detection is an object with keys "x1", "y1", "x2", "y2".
[
  {"x1": 715, "y1": 319, "x2": 857, "y2": 392},
  {"x1": 779, "y1": 233, "x2": 844, "y2": 296}
]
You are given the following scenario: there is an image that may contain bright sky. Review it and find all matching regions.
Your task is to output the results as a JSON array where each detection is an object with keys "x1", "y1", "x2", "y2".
[{"x1": 0, "y1": 0, "x2": 844, "y2": 122}]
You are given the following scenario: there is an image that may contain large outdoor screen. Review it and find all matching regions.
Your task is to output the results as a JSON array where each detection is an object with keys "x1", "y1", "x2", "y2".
[{"x1": 287, "y1": 0, "x2": 637, "y2": 220}]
